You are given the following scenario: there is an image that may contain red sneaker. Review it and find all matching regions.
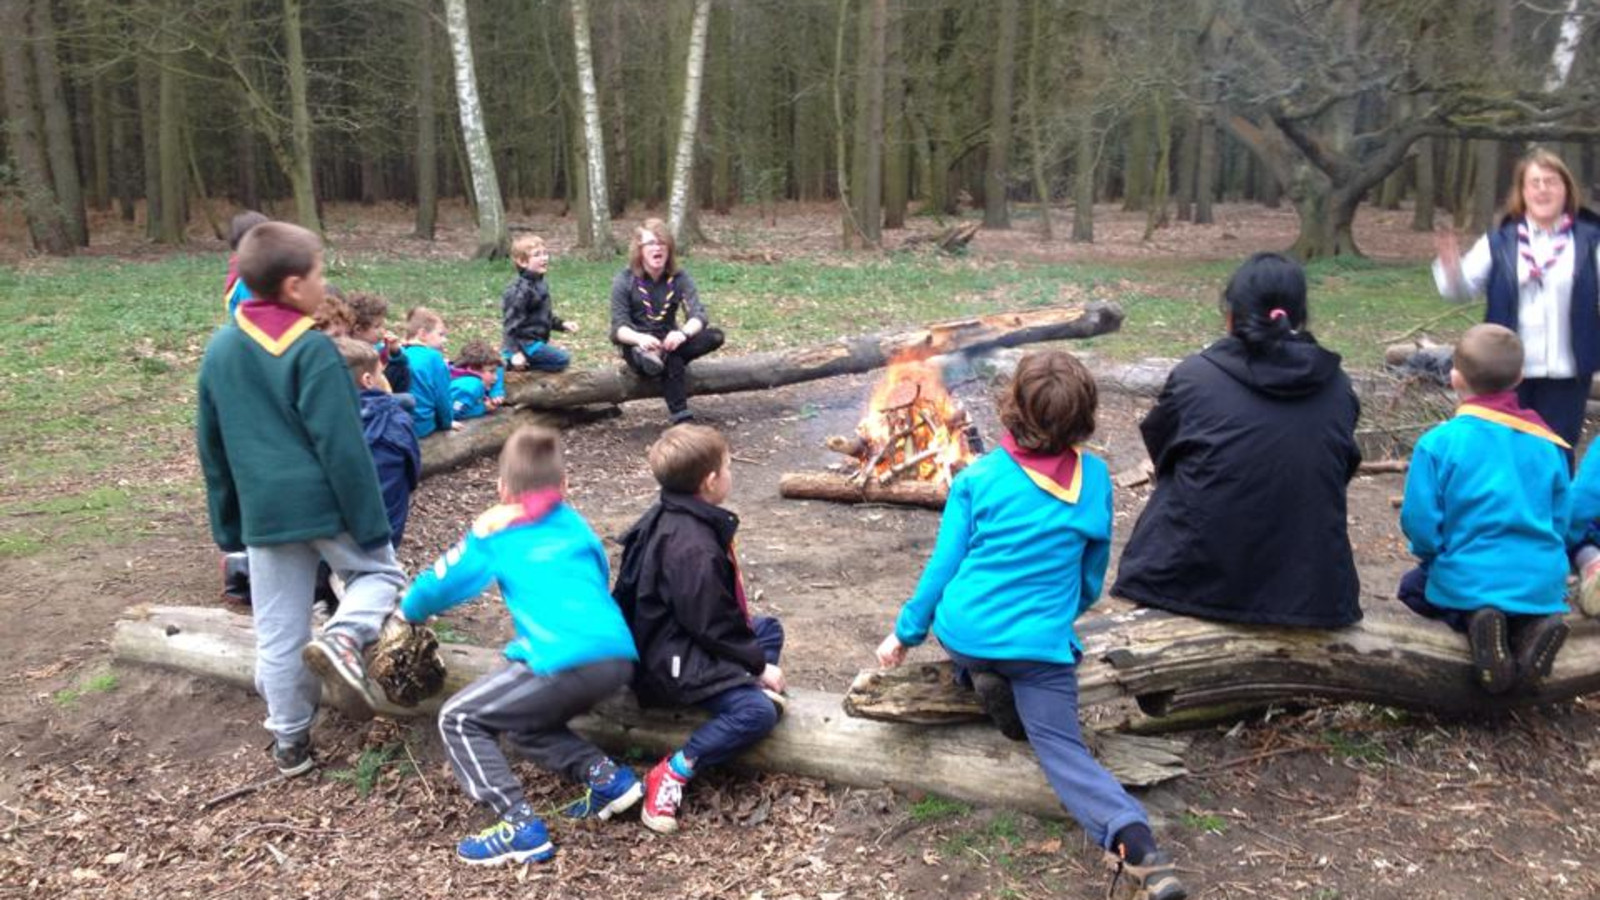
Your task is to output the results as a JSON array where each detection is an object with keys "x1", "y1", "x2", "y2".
[{"x1": 640, "y1": 757, "x2": 687, "y2": 834}]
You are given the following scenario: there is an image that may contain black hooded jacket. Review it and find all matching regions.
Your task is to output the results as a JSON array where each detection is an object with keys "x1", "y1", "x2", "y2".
[
  {"x1": 501, "y1": 269, "x2": 566, "y2": 352},
  {"x1": 612, "y1": 492, "x2": 765, "y2": 706},
  {"x1": 1112, "y1": 333, "x2": 1364, "y2": 627}
]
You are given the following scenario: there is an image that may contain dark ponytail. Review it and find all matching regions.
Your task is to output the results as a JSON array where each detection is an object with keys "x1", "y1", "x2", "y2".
[{"x1": 1222, "y1": 252, "x2": 1308, "y2": 353}]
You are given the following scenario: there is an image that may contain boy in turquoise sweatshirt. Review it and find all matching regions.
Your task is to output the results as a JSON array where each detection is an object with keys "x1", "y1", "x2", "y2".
[
  {"x1": 397, "y1": 425, "x2": 641, "y2": 867},
  {"x1": 196, "y1": 222, "x2": 407, "y2": 777},
  {"x1": 874, "y1": 351, "x2": 1186, "y2": 900},
  {"x1": 400, "y1": 306, "x2": 458, "y2": 438},
  {"x1": 1399, "y1": 324, "x2": 1573, "y2": 695}
]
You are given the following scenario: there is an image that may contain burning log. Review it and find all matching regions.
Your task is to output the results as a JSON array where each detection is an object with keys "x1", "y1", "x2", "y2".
[{"x1": 779, "y1": 472, "x2": 950, "y2": 510}]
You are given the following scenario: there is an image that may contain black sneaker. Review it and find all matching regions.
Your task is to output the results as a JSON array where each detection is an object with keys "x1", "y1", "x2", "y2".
[
  {"x1": 1467, "y1": 608, "x2": 1516, "y2": 695},
  {"x1": 1106, "y1": 848, "x2": 1188, "y2": 900},
  {"x1": 302, "y1": 633, "x2": 379, "y2": 720},
  {"x1": 668, "y1": 408, "x2": 696, "y2": 425},
  {"x1": 634, "y1": 349, "x2": 666, "y2": 377},
  {"x1": 1513, "y1": 615, "x2": 1570, "y2": 688},
  {"x1": 972, "y1": 672, "x2": 1027, "y2": 741},
  {"x1": 273, "y1": 738, "x2": 315, "y2": 777}
]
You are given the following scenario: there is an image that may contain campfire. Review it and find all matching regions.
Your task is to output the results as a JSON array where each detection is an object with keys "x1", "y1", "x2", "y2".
[{"x1": 780, "y1": 356, "x2": 979, "y2": 509}]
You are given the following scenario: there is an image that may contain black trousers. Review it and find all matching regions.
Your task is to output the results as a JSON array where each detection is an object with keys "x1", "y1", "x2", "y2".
[
  {"x1": 622, "y1": 328, "x2": 726, "y2": 414},
  {"x1": 1517, "y1": 374, "x2": 1593, "y2": 466}
]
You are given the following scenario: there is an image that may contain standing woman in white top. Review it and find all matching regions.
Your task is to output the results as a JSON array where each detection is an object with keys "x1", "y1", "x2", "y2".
[{"x1": 1434, "y1": 147, "x2": 1600, "y2": 455}]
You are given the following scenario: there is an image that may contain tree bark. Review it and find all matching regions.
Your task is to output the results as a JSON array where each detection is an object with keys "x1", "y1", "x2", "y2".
[
  {"x1": 156, "y1": 21, "x2": 186, "y2": 245},
  {"x1": 847, "y1": 0, "x2": 888, "y2": 247},
  {"x1": 1071, "y1": 105, "x2": 1095, "y2": 242},
  {"x1": 667, "y1": 0, "x2": 712, "y2": 247},
  {"x1": 982, "y1": 0, "x2": 1017, "y2": 229},
  {"x1": 1024, "y1": 0, "x2": 1052, "y2": 240},
  {"x1": 137, "y1": 54, "x2": 161, "y2": 239},
  {"x1": 30, "y1": 0, "x2": 87, "y2": 246},
  {"x1": 444, "y1": 0, "x2": 508, "y2": 259},
  {"x1": 413, "y1": 4, "x2": 438, "y2": 240},
  {"x1": 570, "y1": 0, "x2": 615, "y2": 254},
  {"x1": 111, "y1": 605, "x2": 1188, "y2": 809},
  {"x1": 0, "y1": 0, "x2": 72, "y2": 254},
  {"x1": 1142, "y1": 93, "x2": 1171, "y2": 240},
  {"x1": 778, "y1": 472, "x2": 948, "y2": 510},
  {"x1": 846, "y1": 606, "x2": 1600, "y2": 720},
  {"x1": 281, "y1": 0, "x2": 320, "y2": 233},
  {"x1": 881, "y1": 0, "x2": 907, "y2": 230},
  {"x1": 89, "y1": 67, "x2": 111, "y2": 211},
  {"x1": 1194, "y1": 115, "x2": 1216, "y2": 225}
]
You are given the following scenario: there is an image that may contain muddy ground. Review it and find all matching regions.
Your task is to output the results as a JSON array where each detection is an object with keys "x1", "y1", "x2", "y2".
[{"x1": 2, "y1": 204, "x2": 1598, "y2": 899}]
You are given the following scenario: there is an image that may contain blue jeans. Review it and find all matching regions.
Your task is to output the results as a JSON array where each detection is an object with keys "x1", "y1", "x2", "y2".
[
  {"x1": 946, "y1": 648, "x2": 1148, "y2": 850},
  {"x1": 507, "y1": 341, "x2": 570, "y2": 372},
  {"x1": 682, "y1": 616, "x2": 784, "y2": 768}
]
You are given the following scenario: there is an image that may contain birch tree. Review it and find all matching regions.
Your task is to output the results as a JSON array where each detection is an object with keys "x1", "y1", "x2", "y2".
[
  {"x1": 570, "y1": 0, "x2": 614, "y2": 254},
  {"x1": 443, "y1": 0, "x2": 507, "y2": 259},
  {"x1": 667, "y1": 0, "x2": 712, "y2": 247}
]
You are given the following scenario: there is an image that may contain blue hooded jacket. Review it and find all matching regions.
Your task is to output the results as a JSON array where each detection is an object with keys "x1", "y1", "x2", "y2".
[{"x1": 359, "y1": 389, "x2": 421, "y2": 547}]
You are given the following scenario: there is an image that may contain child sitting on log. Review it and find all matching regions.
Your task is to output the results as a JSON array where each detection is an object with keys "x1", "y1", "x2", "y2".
[
  {"x1": 400, "y1": 306, "x2": 459, "y2": 437},
  {"x1": 347, "y1": 291, "x2": 412, "y2": 399},
  {"x1": 874, "y1": 350, "x2": 1188, "y2": 900},
  {"x1": 396, "y1": 425, "x2": 643, "y2": 866},
  {"x1": 1399, "y1": 323, "x2": 1573, "y2": 694},
  {"x1": 449, "y1": 338, "x2": 506, "y2": 422},
  {"x1": 612, "y1": 424, "x2": 787, "y2": 834},
  {"x1": 335, "y1": 337, "x2": 420, "y2": 550},
  {"x1": 502, "y1": 233, "x2": 577, "y2": 372}
]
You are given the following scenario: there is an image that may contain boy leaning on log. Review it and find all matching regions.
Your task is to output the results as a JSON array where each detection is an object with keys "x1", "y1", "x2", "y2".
[
  {"x1": 195, "y1": 222, "x2": 407, "y2": 778},
  {"x1": 1399, "y1": 324, "x2": 1573, "y2": 695},
  {"x1": 873, "y1": 351, "x2": 1188, "y2": 900}
]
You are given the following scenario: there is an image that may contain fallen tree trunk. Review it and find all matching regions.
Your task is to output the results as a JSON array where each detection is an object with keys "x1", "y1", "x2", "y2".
[
  {"x1": 846, "y1": 605, "x2": 1600, "y2": 722},
  {"x1": 778, "y1": 471, "x2": 950, "y2": 509},
  {"x1": 110, "y1": 606, "x2": 1187, "y2": 815},
  {"x1": 421, "y1": 405, "x2": 621, "y2": 477}
]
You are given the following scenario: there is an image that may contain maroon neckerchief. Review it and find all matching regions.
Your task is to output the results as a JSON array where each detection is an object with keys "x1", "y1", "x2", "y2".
[
  {"x1": 999, "y1": 431, "x2": 1079, "y2": 495},
  {"x1": 1458, "y1": 390, "x2": 1554, "y2": 432},
  {"x1": 1517, "y1": 214, "x2": 1573, "y2": 287},
  {"x1": 510, "y1": 489, "x2": 563, "y2": 527}
]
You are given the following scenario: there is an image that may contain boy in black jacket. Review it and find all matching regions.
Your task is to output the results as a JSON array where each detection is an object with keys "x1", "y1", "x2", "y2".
[
  {"x1": 502, "y1": 234, "x2": 577, "y2": 372},
  {"x1": 613, "y1": 424, "x2": 786, "y2": 834}
]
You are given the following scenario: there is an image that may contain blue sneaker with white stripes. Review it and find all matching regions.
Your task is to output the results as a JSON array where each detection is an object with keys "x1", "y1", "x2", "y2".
[
  {"x1": 455, "y1": 818, "x2": 555, "y2": 866},
  {"x1": 562, "y1": 758, "x2": 643, "y2": 820}
]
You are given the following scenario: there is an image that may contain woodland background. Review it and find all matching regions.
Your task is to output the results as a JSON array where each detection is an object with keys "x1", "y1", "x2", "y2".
[{"x1": 6, "y1": 0, "x2": 1600, "y2": 263}]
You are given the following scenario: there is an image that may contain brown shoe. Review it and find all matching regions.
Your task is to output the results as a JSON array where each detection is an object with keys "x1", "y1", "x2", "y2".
[
  {"x1": 1513, "y1": 615, "x2": 1569, "y2": 688},
  {"x1": 1467, "y1": 609, "x2": 1516, "y2": 695}
]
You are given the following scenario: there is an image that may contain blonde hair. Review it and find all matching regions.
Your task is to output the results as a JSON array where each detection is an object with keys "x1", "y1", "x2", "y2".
[
  {"x1": 405, "y1": 306, "x2": 445, "y2": 339},
  {"x1": 1454, "y1": 323, "x2": 1524, "y2": 395},
  {"x1": 1505, "y1": 148, "x2": 1579, "y2": 221},
  {"x1": 500, "y1": 425, "x2": 565, "y2": 494},
  {"x1": 334, "y1": 336, "x2": 382, "y2": 384},
  {"x1": 628, "y1": 218, "x2": 679, "y2": 278},
  {"x1": 511, "y1": 234, "x2": 547, "y2": 265},
  {"x1": 648, "y1": 424, "x2": 728, "y2": 494}
]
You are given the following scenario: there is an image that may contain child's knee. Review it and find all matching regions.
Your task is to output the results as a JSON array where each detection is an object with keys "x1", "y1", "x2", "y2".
[{"x1": 733, "y1": 690, "x2": 779, "y2": 738}]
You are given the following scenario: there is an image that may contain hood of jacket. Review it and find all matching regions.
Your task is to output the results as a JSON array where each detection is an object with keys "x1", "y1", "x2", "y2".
[
  {"x1": 1200, "y1": 333, "x2": 1345, "y2": 399},
  {"x1": 360, "y1": 389, "x2": 415, "y2": 446}
]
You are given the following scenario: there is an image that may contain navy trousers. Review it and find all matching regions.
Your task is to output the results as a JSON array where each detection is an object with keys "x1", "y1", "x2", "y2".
[
  {"x1": 682, "y1": 616, "x2": 784, "y2": 768},
  {"x1": 1517, "y1": 375, "x2": 1593, "y2": 466}
]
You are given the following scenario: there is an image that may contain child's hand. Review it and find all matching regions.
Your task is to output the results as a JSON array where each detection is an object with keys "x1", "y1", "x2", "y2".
[
  {"x1": 510, "y1": 351, "x2": 527, "y2": 369},
  {"x1": 636, "y1": 334, "x2": 664, "y2": 353},
  {"x1": 565, "y1": 321, "x2": 580, "y2": 335},
  {"x1": 452, "y1": 421, "x2": 465, "y2": 431},
  {"x1": 759, "y1": 664, "x2": 786, "y2": 694},
  {"x1": 875, "y1": 634, "x2": 908, "y2": 668}
]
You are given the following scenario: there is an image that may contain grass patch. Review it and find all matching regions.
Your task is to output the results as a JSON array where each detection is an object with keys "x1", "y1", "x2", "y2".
[
  {"x1": 1178, "y1": 810, "x2": 1228, "y2": 835},
  {"x1": 430, "y1": 621, "x2": 474, "y2": 645},
  {"x1": 908, "y1": 793, "x2": 972, "y2": 822},
  {"x1": 1322, "y1": 729, "x2": 1389, "y2": 765},
  {"x1": 53, "y1": 669, "x2": 119, "y2": 706},
  {"x1": 326, "y1": 743, "x2": 414, "y2": 798}
]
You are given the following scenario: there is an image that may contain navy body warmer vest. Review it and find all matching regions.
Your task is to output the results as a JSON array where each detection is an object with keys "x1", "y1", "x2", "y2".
[{"x1": 1484, "y1": 209, "x2": 1600, "y2": 377}]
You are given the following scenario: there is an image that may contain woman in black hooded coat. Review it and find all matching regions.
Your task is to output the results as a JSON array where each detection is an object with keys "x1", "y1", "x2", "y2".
[{"x1": 1112, "y1": 252, "x2": 1363, "y2": 628}]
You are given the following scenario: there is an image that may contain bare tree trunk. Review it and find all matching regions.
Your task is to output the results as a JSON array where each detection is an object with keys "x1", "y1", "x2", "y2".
[
  {"x1": 983, "y1": 0, "x2": 1017, "y2": 228},
  {"x1": 832, "y1": 0, "x2": 858, "y2": 248},
  {"x1": 112, "y1": 82, "x2": 137, "y2": 222},
  {"x1": 1142, "y1": 92, "x2": 1172, "y2": 240},
  {"x1": 604, "y1": 0, "x2": 630, "y2": 216},
  {"x1": 570, "y1": 0, "x2": 615, "y2": 254},
  {"x1": 413, "y1": 4, "x2": 438, "y2": 240},
  {"x1": 1194, "y1": 116, "x2": 1216, "y2": 224},
  {"x1": 1175, "y1": 113, "x2": 1197, "y2": 222},
  {"x1": 444, "y1": 0, "x2": 508, "y2": 259},
  {"x1": 1469, "y1": 1, "x2": 1512, "y2": 234},
  {"x1": 157, "y1": 23, "x2": 186, "y2": 244},
  {"x1": 1412, "y1": 135, "x2": 1436, "y2": 231},
  {"x1": 1071, "y1": 106, "x2": 1095, "y2": 242},
  {"x1": 281, "y1": 0, "x2": 320, "y2": 233},
  {"x1": 137, "y1": 55, "x2": 161, "y2": 238},
  {"x1": 667, "y1": 0, "x2": 711, "y2": 247},
  {"x1": 1024, "y1": 0, "x2": 1051, "y2": 240},
  {"x1": 0, "y1": 0, "x2": 72, "y2": 254},
  {"x1": 849, "y1": 0, "x2": 887, "y2": 246},
  {"x1": 881, "y1": 0, "x2": 907, "y2": 230},
  {"x1": 90, "y1": 71, "x2": 111, "y2": 211},
  {"x1": 30, "y1": 0, "x2": 86, "y2": 246}
]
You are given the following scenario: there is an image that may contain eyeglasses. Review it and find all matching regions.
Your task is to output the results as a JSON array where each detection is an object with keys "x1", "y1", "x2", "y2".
[{"x1": 1526, "y1": 175, "x2": 1564, "y2": 190}]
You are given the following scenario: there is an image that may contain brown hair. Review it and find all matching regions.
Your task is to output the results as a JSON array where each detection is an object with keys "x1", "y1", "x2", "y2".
[
  {"x1": 628, "y1": 218, "x2": 679, "y2": 278},
  {"x1": 313, "y1": 290, "x2": 355, "y2": 336},
  {"x1": 453, "y1": 339, "x2": 501, "y2": 370},
  {"x1": 511, "y1": 233, "x2": 547, "y2": 265},
  {"x1": 1505, "y1": 148, "x2": 1579, "y2": 221},
  {"x1": 347, "y1": 292, "x2": 390, "y2": 333},
  {"x1": 228, "y1": 210, "x2": 269, "y2": 250},
  {"x1": 237, "y1": 221, "x2": 321, "y2": 298},
  {"x1": 405, "y1": 306, "x2": 445, "y2": 339},
  {"x1": 648, "y1": 424, "x2": 728, "y2": 494},
  {"x1": 998, "y1": 351, "x2": 1097, "y2": 454},
  {"x1": 334, "y1": 336, "x2": 382, "y2": 384},
  {"x1": 501, "y1": 425, "x2": 565, "y2": 494},
  {"x1": 1453, "y1": 323, "x2": 1524, "y2": 395}
]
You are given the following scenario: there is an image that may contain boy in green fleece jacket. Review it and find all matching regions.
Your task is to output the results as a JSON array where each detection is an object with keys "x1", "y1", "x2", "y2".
[{"x1": 196, "y1": 221, "x2": 407, "y2": 777}]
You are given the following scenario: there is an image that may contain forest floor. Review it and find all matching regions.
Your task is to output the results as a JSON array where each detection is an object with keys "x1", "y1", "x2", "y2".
[{"x1": 2, "y1": 201, "x2": 1596, "y2": 899}]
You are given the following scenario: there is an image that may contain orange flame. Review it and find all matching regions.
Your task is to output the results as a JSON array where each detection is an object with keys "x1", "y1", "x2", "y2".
[{"x1": 856, "y1": 354, "x2": 976, "y2": 485}]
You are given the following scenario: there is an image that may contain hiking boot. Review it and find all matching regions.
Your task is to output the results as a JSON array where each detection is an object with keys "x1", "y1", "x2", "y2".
[
  {"x1": 1105, "y1": 848, "x2": 1188, "y2": 900},
  {"x1": 640, "y1": 758, "x2": 688, "y2": 834},
  {"x1": 972, "y1": 672, "x2": 1027, "y2": 741},
  {"x1": 1579, "y1": 559, "x2": 1600, "y2": 618},
  {"x1": 1513, "y1": 615, "x2": 1570, "y2": 688},
  {"x1": 221, "y1": 552, "x2": 251, "y2": 604},
  {"x1": 562, "y1": 759, "x2": 643, "y2": 820},
  {"x1": 272, "y1": 737, "x2": 315, "y2": 778},
  {"x1": 455, "y1": 818, "x2": 555, "y2": 867},
  {"x1": 1467, "y1": 608, "x2": 1516, "y2": 695},
  {"x1": 634, "y1": 349, "x2": 666, "y2": 377},
  {"x1": 302, "y1": 632, "x2": 379, "y2": 719}
]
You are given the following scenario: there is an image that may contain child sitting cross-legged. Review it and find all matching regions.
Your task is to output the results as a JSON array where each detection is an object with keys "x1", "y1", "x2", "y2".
[
  {"x1": 1399, "y1": 323, "x2": 1573, "y2": 694},
  {"x1": 450, "y1": 339, "x2": 506, "y2": 422},
  {"x1": 396, "y1": 425, "x2": 643, "y2": 866},
  {"x1": 613, "y1": 424, "x2": 787, "y2": 834},
  {"x1": 874, "y1": 351, "x2": 1187, "y2": 900}
]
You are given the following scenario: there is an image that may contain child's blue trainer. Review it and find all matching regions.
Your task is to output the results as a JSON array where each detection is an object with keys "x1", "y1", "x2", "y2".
[
  {"x1": 455, "y1": 818, "x2": 555, "y2": 866},
  {"x1": 561, "y1": 759, "x2": 643, "y2": 820}
]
